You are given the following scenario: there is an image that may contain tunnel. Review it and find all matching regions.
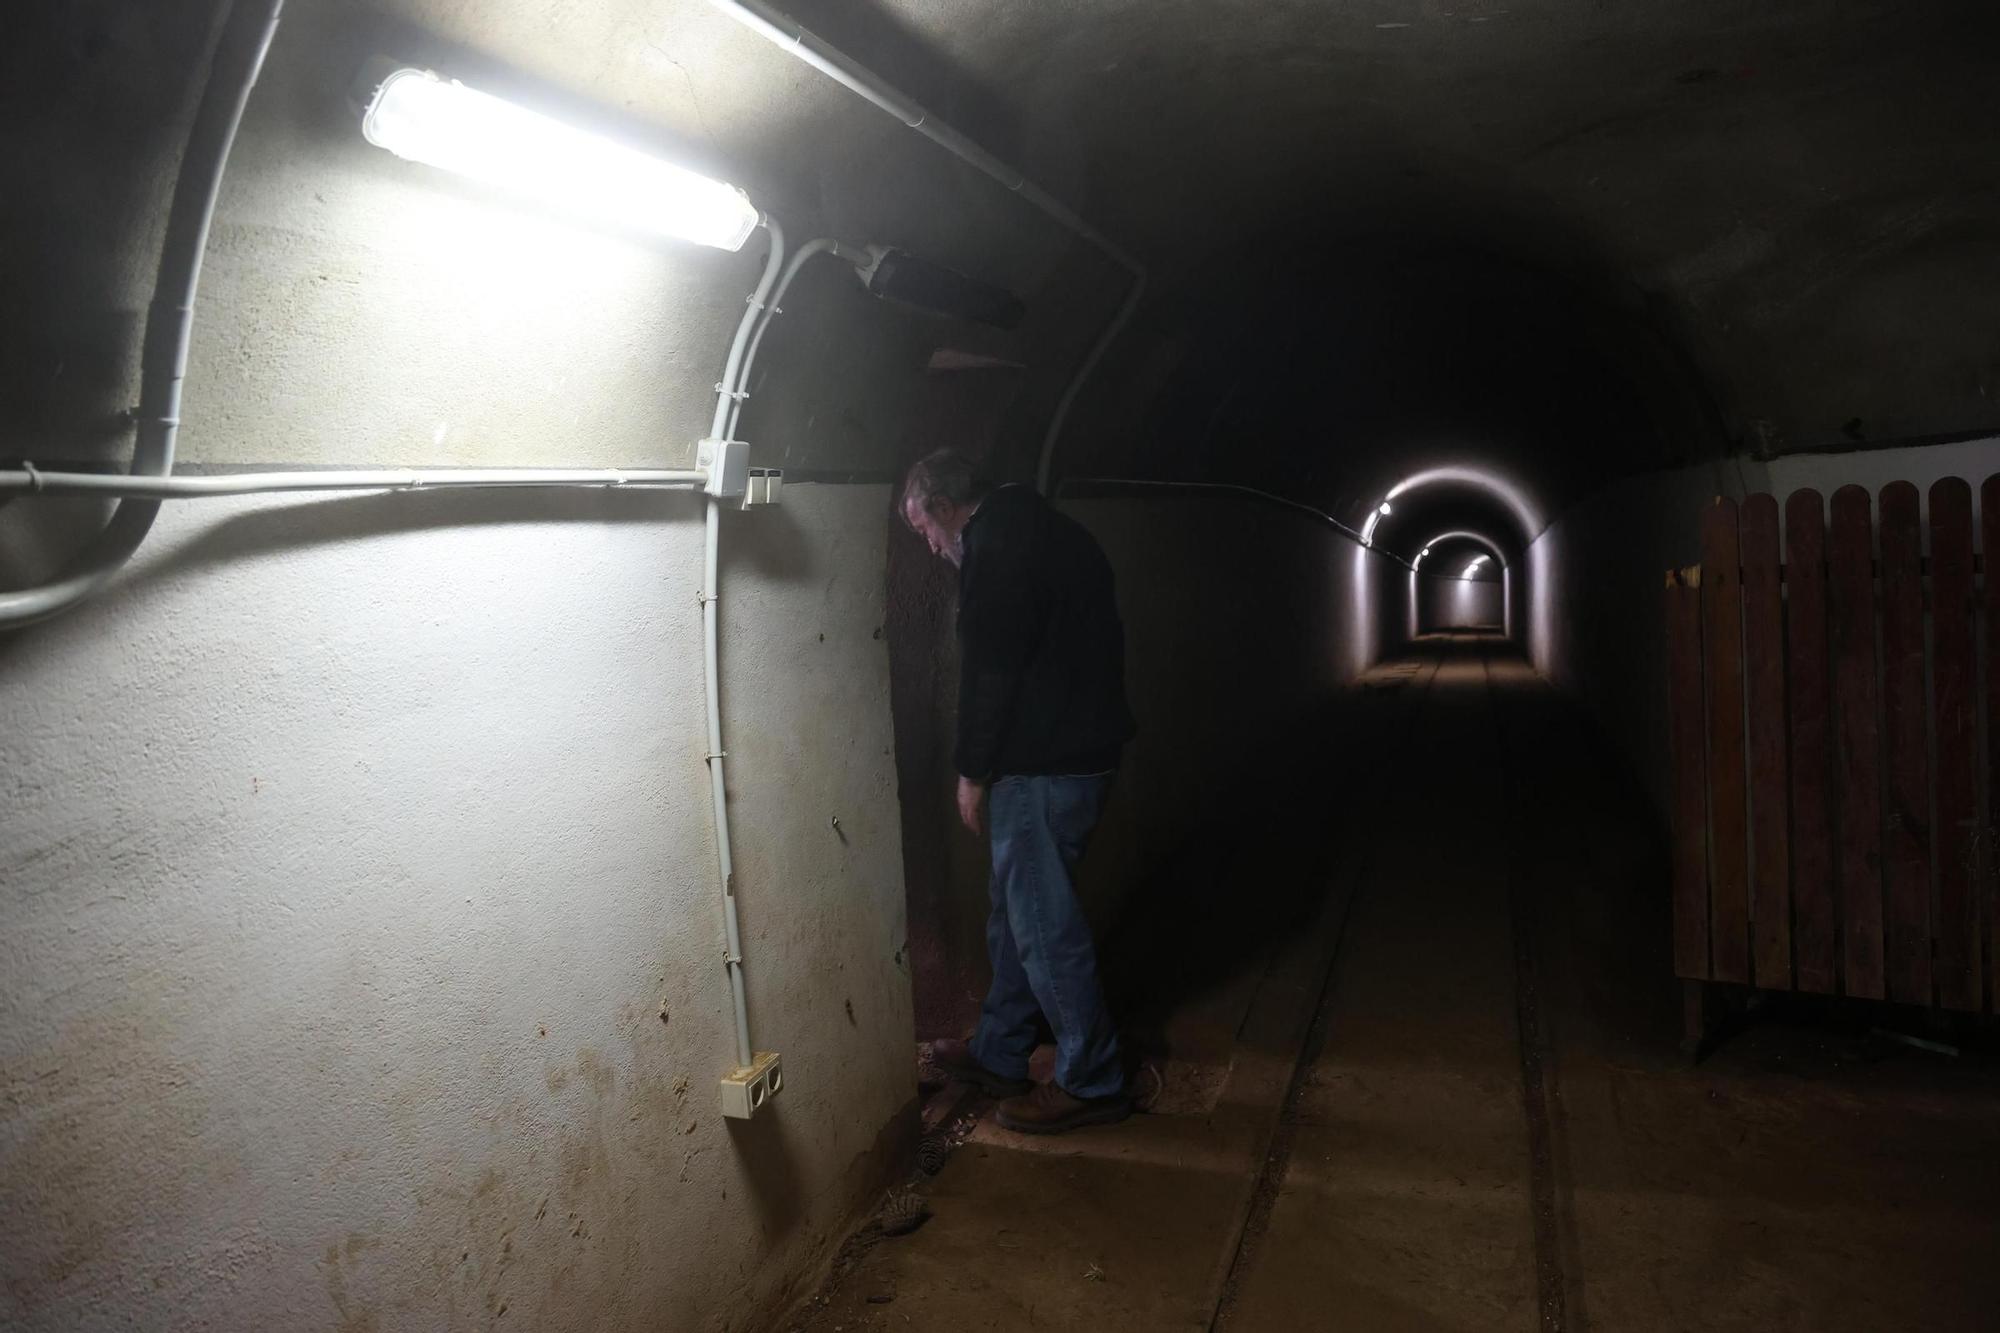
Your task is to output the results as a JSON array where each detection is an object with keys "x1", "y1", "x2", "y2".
[{"x1": 4, "y1": 2, "x2": 1999, "y2": 1330}]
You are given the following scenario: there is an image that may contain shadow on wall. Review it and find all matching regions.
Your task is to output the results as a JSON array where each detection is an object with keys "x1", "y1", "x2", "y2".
[
  {"x1": 725, "y1": 1109, "x2": 805, "y2": 1246},
  {"x1": 0, "y1": 5, "x2": 225, "y2": 465},
  {"x1": 1526, "y1": 458, "x2": 1761, "y2": 819},
  {"x1": 1094, "y1": 689, "x2": 1373, "y2": 1054},
  {"x1": 0, "y1": 486, "x2": 725, "y2": 672},
  {"x1": 890, "y1": 491, "x2": 1409, "y2": 1043}
]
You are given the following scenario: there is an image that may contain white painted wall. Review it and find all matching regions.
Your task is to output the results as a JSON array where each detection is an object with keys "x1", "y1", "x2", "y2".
[
  {"x1": 3, "y1": 1, "x2": 1083, "y2": 1322},
  {"x1": 1526, "y1": 437, "x2": 1996, "y2": 816},
  {"x1": 1764, "y1": 438, "x2": 1998, "y2": 513},
  {"x1": 1417, "y1": 574, "x2": 1504, "y2": 631},
  {"x1": 0, "y1": 483, "x2": 912, "y2": 1331}
]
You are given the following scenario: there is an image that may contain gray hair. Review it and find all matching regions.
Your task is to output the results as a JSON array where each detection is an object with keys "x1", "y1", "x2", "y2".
[{"x1": 898, "y1": 449, "x2": 990, "y2": 524}]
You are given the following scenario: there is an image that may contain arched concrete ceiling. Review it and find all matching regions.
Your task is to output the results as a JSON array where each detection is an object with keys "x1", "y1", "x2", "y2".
[
  {"x1": 788, "y1": 0, "x2": 2000, "y2": 521},
  {"x1": 7, "y1": 0, "x2": 1995, "y2": 519},
  {"x1": 1411, "y1": 528, "x2": 1513, "y2": 572}
]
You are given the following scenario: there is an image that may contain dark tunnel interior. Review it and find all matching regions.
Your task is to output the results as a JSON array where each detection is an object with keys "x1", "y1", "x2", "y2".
[{"x1": 3, "y1": 2, "x2": 1999, "y2": 1329}]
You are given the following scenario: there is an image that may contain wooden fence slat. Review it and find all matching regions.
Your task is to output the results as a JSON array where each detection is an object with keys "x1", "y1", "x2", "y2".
[
  {"x1": 1830, "y1": 485, "x2": 1885, "y2": 1000},
  {"x1": 1785, "y1": 489, "x2": 1836, "y2": 995},
  {"x1": 1740, "y1": 493, "x2": 1791, "y2": 989},
  {"x1": 1667, "y1": 569, "x2": 1710, "y2": 981},
  {"x1": 1702, "y1": 497, "x2": 1751, "y2": 984},
  {"x1": 1984, "y1": 474, "x2": 2000, "y2": 1014},
  {"x1": 1878, "y1": 481, "x2": 1931, "y2": 1005},
  {"x1": 1929, "y1": 478, "x2": 1979, "y2": 1011}
]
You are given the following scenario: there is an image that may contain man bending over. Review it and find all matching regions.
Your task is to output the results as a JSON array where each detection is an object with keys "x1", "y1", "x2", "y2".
[{"x1": 899, "y1": 449, "x2": 1136, "y2": 1134}]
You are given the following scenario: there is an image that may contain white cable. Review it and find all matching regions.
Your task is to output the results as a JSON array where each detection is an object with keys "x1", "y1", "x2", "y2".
[{"x1": 0, "y1": 467, "x2": 707, "y2": 499}]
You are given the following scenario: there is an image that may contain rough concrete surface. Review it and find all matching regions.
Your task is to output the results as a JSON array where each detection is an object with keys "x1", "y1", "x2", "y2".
[
  {"x1": 3, "y1": 0, "x2": 1997, "y2": 1327},
  {"x1": 927, "y1": 0, "x2": 2000, "y2": 487},
  {"x1": 791, "y1": 649, "x2": 1442, "y2": 1332},
  {"x1": 0, "y1": 0, "x2": 1107, "y2": 485},
  {"x1": 0, "y1": 483, "x2": 912, "y2": 1331},
  {"x1": 790, "y1": 640, "x2": 2000, "y2": 1332}
]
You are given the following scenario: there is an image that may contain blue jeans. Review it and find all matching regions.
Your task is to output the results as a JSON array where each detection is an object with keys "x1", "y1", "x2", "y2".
[{"x1": 969, "y1": 773, "x2": 1124, "y2": 1099}]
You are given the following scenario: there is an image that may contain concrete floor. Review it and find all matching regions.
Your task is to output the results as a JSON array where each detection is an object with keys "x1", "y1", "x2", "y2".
[{"x1": 785, "y1": 638, "x2": 2000, "y2": 1332}]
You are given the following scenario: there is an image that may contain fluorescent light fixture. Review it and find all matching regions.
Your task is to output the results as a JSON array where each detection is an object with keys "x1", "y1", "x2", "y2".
[
  {"x1": 360, "y1": 66, "x2": 760, "y2": 251},
  {"x1": 1378, "y1": 502, "x2": 1393, "y2": 516},
  {"x1": 1462, "y1": 555, "x2": 1490, "y2": 580}
]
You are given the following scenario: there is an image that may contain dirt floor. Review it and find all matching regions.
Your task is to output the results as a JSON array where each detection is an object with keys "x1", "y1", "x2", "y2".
[{"x1": 781, "y1": 637, "x2": 2000, "y2": 1332}]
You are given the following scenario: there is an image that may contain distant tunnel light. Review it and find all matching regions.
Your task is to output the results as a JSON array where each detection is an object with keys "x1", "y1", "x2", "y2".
[
  {"x1": 1462, "y1": 555, "x2": 1490, "y2": 580},
  {"x1": 1361, "y1": 499, "x2": 1391, "y2": 546},
  {"x1": 360, "y1": 67, "x2": 761, "y2": 251}
]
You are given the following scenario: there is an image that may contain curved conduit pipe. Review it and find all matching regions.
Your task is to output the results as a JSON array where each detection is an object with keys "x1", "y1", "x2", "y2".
[
  {"x1": 701, "y1": 0, "x2": 1147, "y2": 494},
  {"x1": 703, "y1": 213, "x2": 788, "y2": 1073},
  {"x1": 0, "y1": 0, "x2": 286, "y2": 630},
  {"x1": 724, "y1": 236, "x2": 870, "y2": 441},
  {"x1": 0, "y1": 9, "x2": 791, "y2": 1105}
]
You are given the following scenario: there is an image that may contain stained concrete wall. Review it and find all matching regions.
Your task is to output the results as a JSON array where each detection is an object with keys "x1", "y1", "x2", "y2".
[
  {"x1": 0, "y1": 483, "x2": 910, "y2": 1331},
  {"x1": 894, "y1": 494, "x2": 1408, "y2": 1040},
  {"x1": 1, "y1": 2, "x2": 1047, "y2": 1324},
  {"x1": 1526, "y1": 438, "x2": 1996, "y2": 819}
]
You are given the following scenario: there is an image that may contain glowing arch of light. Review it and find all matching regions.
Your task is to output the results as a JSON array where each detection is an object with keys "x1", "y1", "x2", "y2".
[
  {"x1": 1381, "y1": 466, "x2": 1544, "y2": 549},
  {"x1": 1405, "y1": 525, "x2": 1517, "y2": 643},
  {"x1": 1411, "y1": 529, "x2": 1510, "y2": 572}
]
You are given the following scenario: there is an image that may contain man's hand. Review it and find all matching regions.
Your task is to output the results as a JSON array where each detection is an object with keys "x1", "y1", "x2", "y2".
[{"x1": 956, "y1": 776, "x2": 987, "y2": 836}]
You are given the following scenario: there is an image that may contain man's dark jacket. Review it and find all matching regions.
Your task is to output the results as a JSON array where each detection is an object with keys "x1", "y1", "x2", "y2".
[{"x1": 955, "y1": 484, "x2": 1135, "y2": 780}]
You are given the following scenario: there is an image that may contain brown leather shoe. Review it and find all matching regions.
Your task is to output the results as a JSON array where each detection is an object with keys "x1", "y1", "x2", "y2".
[
  {"x1": 931, "y1": 1037, "x2": 1032, "y2": 1097},
  {"x1": 995, "y1": 1080, "x2": 1132, "y2": 1135}
]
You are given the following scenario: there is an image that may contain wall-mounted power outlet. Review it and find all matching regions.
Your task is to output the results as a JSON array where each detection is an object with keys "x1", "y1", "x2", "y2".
[{"x1": 720, "y1": 1051, "x2": 783, "y2": 1119}]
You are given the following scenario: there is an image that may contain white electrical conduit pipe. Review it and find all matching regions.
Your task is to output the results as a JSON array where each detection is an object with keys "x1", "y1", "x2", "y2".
[
  {"x1": 724, "y1": 236, "x2": 870, "y2": 441},
  {"x1": 0, "y1": 0, "x2": 784, "y2": 1097},
  {"x1": 707, "y1": 214, "x2": 787, "y2": 445},
  {"x1": 701, "y1": 0, "x2": 1148, "y2": 494},
  {"x1": 0, "y1": 467, "x2": 706, "y2": 499},
  {"x1": 0, "y1": 0, "x2": 286, "y2": 630},
  {"x1": 703, "y1": 212, "x2": 787, "y2": 1071}
]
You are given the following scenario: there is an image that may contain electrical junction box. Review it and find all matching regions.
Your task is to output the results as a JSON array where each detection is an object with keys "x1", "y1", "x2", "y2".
[
  {"x1": 697, "y1": 439, "x2": 749, "y2": 499},
  {"x1": 720, "y1": 1051, "x2": 783, "y2": 1119}
]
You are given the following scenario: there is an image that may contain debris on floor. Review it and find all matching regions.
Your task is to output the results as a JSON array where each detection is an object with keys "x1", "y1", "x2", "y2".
[{"x1": 876, "y1": 1189, "x2": 929, "y2": 1237}]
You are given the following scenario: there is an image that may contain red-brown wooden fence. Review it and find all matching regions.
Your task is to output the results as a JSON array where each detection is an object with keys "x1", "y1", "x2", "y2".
[{"x1": 1667, "y1": 476, "x2": 1998, "y2": 1020}]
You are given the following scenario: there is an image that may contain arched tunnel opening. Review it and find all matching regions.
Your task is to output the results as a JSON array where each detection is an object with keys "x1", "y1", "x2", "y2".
[
  {"x1": 4, "y1": 3, "x2": 2000, "y2": 1330},
  {"x1": 1412, "y1": 534, "x2": 1508, "y2": 635}
]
